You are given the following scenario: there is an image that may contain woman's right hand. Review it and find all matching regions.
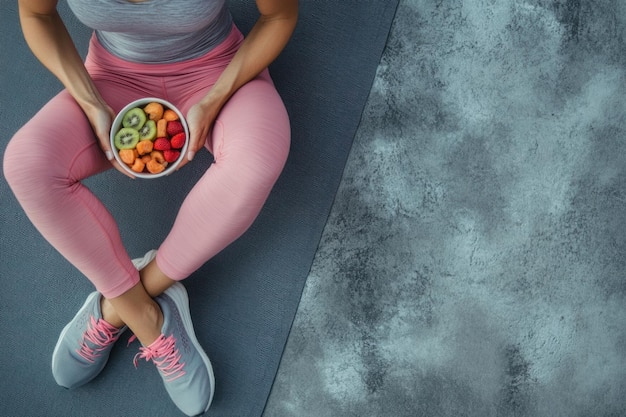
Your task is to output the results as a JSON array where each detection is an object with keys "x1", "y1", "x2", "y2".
[{"x1": 83, "y1": 101, "x2": 136, "y2": 179}]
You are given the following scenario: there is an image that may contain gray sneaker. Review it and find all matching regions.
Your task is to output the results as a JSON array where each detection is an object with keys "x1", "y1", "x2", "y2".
[
  {"x1": 51, "y1": 292, "x2": 126, "y2": 389},
  {"x1": 132, "y1": 249, "x2": 157, "y2": 270},
  {"x1": 133, "y1": 282, "x2": 215, "y2": 416}
]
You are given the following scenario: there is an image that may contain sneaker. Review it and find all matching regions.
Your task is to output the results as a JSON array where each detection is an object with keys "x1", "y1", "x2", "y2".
[
  {"x1": 133, "y1": 282, "x2": 215, "y2": 416},
  {"x1": 132, "y1": 249, "x2": 157, "y2": 270},
  {"x1": 51, "y1": 292, "x2": 126, "y2": 389}
]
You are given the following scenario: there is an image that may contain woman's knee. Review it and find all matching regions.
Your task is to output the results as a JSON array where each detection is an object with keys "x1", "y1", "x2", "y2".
[
  {"x1": 4, "y1": 127, "x2": 62, "y2": 202},
  {"x1": 5, "y1": 92, "x2": 108, "y2": 197},
  {"x1": 4, "y1": 127, "x2": 43, "y2": 187}
]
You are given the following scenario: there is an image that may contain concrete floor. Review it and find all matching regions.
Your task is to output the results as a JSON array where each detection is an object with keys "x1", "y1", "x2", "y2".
[{"x1": 264, "y1": 1, "x2": 626, "y2": 416}]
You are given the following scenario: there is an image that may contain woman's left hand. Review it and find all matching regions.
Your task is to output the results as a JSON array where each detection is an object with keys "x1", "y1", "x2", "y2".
[
  {"x1": 175, "y1": 0, "x2": 298, "y2": 171},
  {"x1": 176, "y1": 99, "x2": 219, "y2": 170}
]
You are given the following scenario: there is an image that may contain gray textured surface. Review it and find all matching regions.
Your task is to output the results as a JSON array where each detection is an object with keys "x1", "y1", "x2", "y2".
[
  {"x1": 0, "y1": 2, "x2": 397, "y2": 416},
  {"x1": 265, "y1": 1, "x2": 626, "y2": 416}
]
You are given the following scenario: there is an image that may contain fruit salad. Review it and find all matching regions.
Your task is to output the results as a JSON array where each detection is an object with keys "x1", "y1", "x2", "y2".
[{"x1": 113, "y1": 101, "x2": 187, "y2": 175}]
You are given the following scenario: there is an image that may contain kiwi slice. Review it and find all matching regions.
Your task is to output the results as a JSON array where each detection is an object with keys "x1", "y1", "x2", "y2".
[
  {"x1": 114, "y1": 127, "x2": 140, "y2": 150},
  {"x1": 138, "y1": 119, "x2": 157, "y2": 141},
  {"x1": 122, "y1": 107, "x2": 147, "y2": 130}
]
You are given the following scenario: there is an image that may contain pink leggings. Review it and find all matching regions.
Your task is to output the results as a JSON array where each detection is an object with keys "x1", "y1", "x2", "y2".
[{"x1": 3, "y1": 25, "x2": 290, "y2": 298}]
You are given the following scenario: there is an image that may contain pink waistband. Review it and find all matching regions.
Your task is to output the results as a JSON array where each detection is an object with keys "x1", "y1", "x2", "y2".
[{"x1": 85, "y1": 23, "x2": 244, "y2": 76}]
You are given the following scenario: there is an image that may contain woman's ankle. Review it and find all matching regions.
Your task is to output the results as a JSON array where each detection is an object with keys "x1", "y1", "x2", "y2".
[
  {"x1": 140, "y1": 258, "x2": 176, "y2": 297},
  {"x1": 104, "y1": 282, "x2": 165, "y2": 346},
  {"x1": 101, "y1": 297, "x2": 125, "y2": 328},
  {"x1": 132, "y1": 299, "x2": 164, "y2": 346}
]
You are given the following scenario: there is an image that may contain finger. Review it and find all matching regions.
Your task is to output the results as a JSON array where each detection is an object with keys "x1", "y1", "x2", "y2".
[
  {"x1": 186, "y1": 139, "x2": 203, "y2": 162},
  {"x1": 100, "y1": 129, "x2": 134, "y2": 178},
  {"x1": 97, "y1": 131, "x2": 115, "y2": 161},
  {"x1": 175, "y1": 149, "x2": 194, "y2": 171},
  {"x1": 186, "y1": 131, "x2": 201, "y2": 162},
  {"x1": 175, "y1": 144, "x2": 196, "y2": 170},
  {"x1": 178, "y1": 128, "x2": 205, "y2": 169},
  {"x1": 99, "y1": 138, "x2": 115, "y2": 162},
  {"x1": 174, "y1": 157, "x2": 188, "y2": 171}
]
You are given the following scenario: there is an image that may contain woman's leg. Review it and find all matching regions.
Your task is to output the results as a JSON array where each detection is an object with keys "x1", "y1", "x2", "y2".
[
  {"x1": 3, "y1": 90, "x2": 140, "y2": 298},
  {"x1": 101, "y1": 70, "x2": 290, "y2": 329},
  {"x1": 155, "y1": 70, "x2": 291, "y2": 280},
  {"x1": 4, "y1": 88, "x2": 165, "y2": 387},
  {"x1": 4, "y1": 80, "x2": 165, "y2": 359}
]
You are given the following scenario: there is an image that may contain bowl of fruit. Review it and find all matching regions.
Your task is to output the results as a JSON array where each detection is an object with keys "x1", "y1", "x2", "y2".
[{"x1": 110, "y1": 98, "x2": 189, "y2": 178}]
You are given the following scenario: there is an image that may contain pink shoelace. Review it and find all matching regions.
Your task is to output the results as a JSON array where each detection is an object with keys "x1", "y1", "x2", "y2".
[
  {"x1": 133, "y1": 334, "x2": 186, "y2": 382},
  {"x1": 76, "y1": 317, "x2": 122, "y2": 363}
]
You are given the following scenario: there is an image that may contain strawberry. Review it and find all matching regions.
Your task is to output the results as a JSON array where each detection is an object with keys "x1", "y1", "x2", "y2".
[
  {"x1": 170, "y1": 132, "x2": 186, "y2": 149},
  {"x1": 164, "y1": 149, "x2": 181, "y2": 163},
  {"x1": 153, "y1": 137, "x2": 171, "y2": 151},
  {"x1": 166, "y1": 121, "x2": 184, "y2": 137}
]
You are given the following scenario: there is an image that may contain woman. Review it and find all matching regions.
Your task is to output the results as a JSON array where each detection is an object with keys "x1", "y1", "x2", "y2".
[{"x1": 3, "y1": 0, "x2": 297, "y2": 415}]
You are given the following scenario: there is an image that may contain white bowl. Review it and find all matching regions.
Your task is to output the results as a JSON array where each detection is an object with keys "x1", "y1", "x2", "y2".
[{"x1": 110, "y1": 97, "x2": 189, "y2": 179}]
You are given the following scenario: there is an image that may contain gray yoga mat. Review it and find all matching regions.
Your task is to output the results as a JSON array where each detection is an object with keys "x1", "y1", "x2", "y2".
[{"x1": 0, "y1": 1, "x2": 399, "y2": 416}]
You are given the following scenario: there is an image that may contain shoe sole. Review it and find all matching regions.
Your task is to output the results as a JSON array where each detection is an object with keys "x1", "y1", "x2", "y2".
[
  {"x1": 51, "y1": 291, "x2": 101, "y2": 388},
  {"x1": 165, "y1": 282, "x2": 216, "y2": 412}
]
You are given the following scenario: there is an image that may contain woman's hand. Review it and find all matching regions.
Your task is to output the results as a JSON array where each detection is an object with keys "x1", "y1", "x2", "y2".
[
  {"x1": 174, "y1": 0, "x2": 297, "y2": 172},
  {"x1": 83, "y1": 101, "x2": 135, "y2": 178},
  {"x1": 175, "y1": 99, "x2": 220, "y2": 170}
]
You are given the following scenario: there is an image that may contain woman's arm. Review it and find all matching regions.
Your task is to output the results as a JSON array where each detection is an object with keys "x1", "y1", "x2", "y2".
[
  {"x1": 18, "y1": 0, "x2": 104, "y2": 111},
  {"x1": 204, "y1": 0, "x2": 298, "y2": 111},
  {"x1": 184, "y1": 0, "x2": 298, "y2": 163},
  {"x1": 18, "y1": 0, "x2": 128, "y2": 174}
]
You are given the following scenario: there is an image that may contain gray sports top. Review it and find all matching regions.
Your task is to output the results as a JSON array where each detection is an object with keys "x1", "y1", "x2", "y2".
[{"x1": 66, "y1": 0, "x2": 233, "y2": 63}]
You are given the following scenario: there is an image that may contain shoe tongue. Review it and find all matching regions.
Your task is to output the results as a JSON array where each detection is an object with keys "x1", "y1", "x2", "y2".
[
  {"x1": 91, "y1": 293, "x2": 124, "y2": 332},
  {"x1": 156, "y1": 293, "x2": 191, "y2": 353},
  {"x1": 91, "y1": 293, "x2": 127, "y2": 334},
  {"x1": 156, "y1": 293, "x2": 174, "y2": 332},
  {"x1": 90, "y1": 291, "x2": 101, "y2": 314}
]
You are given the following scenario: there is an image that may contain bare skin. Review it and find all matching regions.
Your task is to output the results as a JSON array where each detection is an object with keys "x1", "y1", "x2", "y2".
[
  {"x1": 101, "y1": 259, "x2": 175, "y2": 345},
  {"x1": 18, "y1": 0, "x2": 298, "y2": 347}
]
